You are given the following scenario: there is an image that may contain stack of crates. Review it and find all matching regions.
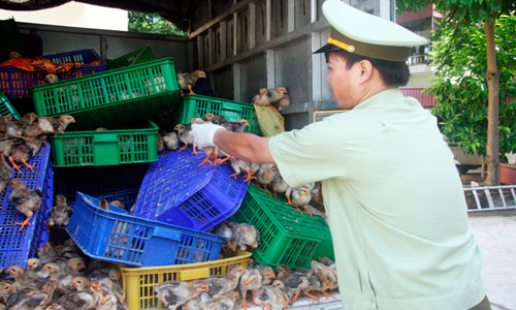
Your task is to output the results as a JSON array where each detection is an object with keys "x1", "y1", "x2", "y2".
[{"x1": 0, "y1": 49, "x2": 107, "y2": 98}]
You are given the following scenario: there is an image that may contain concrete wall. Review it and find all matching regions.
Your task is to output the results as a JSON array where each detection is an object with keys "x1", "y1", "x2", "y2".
[
  {"x1": 189, "y1": 0, "x2": 392, "y2": 130},
  {"x1": 0, "y1": 2, "x2": 128, "y2": 31}
]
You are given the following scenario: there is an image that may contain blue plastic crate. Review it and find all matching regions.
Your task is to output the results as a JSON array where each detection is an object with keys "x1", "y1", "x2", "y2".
[
  {"x1": 66, "y1": 192, "x2": 225, "y2": 267},
  {"x1": 0, "y1": 143, "x2": 53, "y2": 269},
  {"x1": 133, "y1": 149, "x2": 249, "y2": 231},
  {"x1": 0, "y1": 49, "x2": 106, "y2": 98}
]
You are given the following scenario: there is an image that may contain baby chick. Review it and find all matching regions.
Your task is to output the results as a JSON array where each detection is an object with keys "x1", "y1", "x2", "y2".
[
  {"x1": 269, "y1": 166, "x2": 288, "y2": 198},
  {"x1": 25, "y1": 258, "x2": 42, "y2": 280},
  {"x1": 47, "y1": 194, "x2": 73, "y2": 229},
  {"x1": 269, "y1": 87, "x2": 290, "y2": 112},
  {"x1": 173, "y1": 124, "x2": 200, "y2": 155},
  {"x1": 257, "y1": 265, "x2": 276, "y2": 285},
  {"x1": 59, "y1": 276, "x2": 101, "y2": 310},
  {"x1": 251, "y1": 88, "x2": 271, "y2": 107},
  {"x1": 233, "y1": 223, "x2": 260, "y2": 252},
  {"x1": 0, "y1": 155, "x2": 13, "y2": 193},
  {"x1": 37, "y1": 242, "x2": 59, "y2": 265},
  {"x1": 229, "y1": 158, "x2": 259, "y2": 182},
  {"x1": 37, "y1": 115, "x2": 75, "y2": 134},
  {"x1": 237, "y1": 268, "x2": 263, "y2": 310},
  {"x1": 5, "y1": 266, "x2": 30, "y2": 289},
  {"x1": 211, "y1": 222, "x2": 237, "y2": 252},
  {"x1": 282, "y1": 271, "x2": 312, "y2": 304},
  {"x1": 204, "y1": 264, "x2": 246, "y2": 297},
  {"x1": 201, "y1": 290, "x2": 241, "y2": 310},
  {"x1": 254, "y1": 280, "x2": 289, "y2": 310},
  {"x1": 5, "y1": 113, "x2": 37, "y2": 137},
  {"x1": 9, "y1": 138, "x2": 37, "y2": 173},
  {"x1": 255, "y1": 164, "x2": 276, "y2": 195},
  {"x1": 285, "y1": 183, "x2": 315, "y2": 215},
  {"x1": 155, "y1": 280, "x2": 210, "y2": 310},
  {"x1": 8, "y1": 179, "x2": 42, "y2": 231},
  {"x1": 177, "y1": 70, "x2": 207, "y2": 95},
  {"x1": 162, "y1": 131, "x2": 180, "y2": 151},
  {"x1": 44, "y1": 74, "x2": 59, "y2": 83}
]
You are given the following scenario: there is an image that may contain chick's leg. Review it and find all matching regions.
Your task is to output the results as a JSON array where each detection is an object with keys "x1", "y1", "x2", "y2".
[
  {"x1": 285, "y1": 194, "x2": 303, "y2": 214},
  {"x1": 7, "y1": 156, "x2": 21, "y2": 172},
  {"x1": 188, "y1": 85, "x2": 195, "y2": 95},
  {"x1": 15, "y1": 213, "x2": 33, "y2": 231},
  {"x1": 236, "y1": 291, "x2": 249, "y2": 310},
  {"x1": 199, "y1": 153, "x2": 213, "y2": 167},
  {"x1": 21, "y1": 159, "x2": 36, "y2": 173},
  {"x1": 192, "y1": 144, "x2": 201, "y2": 155},
  {"x1": 217, "y1": 155, "x2": 232, "y2": 165},
  {"x1": 243, "y1": 168, "x2": 257, "y2": 182},
  {"x1": 320, "y1": 290, "x2": 336, "y2": 300},
  {"x1": 303, "y1": 291, "x2": 320, "y2": 304},
  {"x1": 303, "y1": 205, "x2": 313, "y2": 217}
]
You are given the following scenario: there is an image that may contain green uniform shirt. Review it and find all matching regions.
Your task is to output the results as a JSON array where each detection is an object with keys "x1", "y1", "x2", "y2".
[{"x1": 269, "y1": 89, "x2": 485, "y2": 310}]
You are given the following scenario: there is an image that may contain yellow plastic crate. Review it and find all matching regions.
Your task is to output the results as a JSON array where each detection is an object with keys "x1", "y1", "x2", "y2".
[{"x1": 121, "y1": 252, "x2": 252, "y2": 310}]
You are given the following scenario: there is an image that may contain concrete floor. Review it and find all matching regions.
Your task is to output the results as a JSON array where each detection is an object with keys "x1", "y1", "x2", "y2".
[{"x1": 469, "y1": 211, "x2": 516, "y2": 310}]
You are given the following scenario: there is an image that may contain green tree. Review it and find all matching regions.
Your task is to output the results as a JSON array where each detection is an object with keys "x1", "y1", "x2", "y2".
[
  {"x1": 128, "y1": 12, "x2": 186, "y2": 36},
  {"x1": 429, "y1": 15, "x2": 516, "y2": 163},
  {"x1": 398, "y1": 0, "x2": 516, "y2": 185}
]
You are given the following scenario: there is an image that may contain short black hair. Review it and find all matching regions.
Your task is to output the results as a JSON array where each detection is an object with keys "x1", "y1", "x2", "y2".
[{"x1": 325, "y1": 50, "x2": 411, "y2": 87}]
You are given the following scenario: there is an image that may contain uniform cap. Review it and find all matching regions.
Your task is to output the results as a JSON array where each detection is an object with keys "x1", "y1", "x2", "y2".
[{"x1": 315, "y1": 0, "x2": 427, "y2": 62}]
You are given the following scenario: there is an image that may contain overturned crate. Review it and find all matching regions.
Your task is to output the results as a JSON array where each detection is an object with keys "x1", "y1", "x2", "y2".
[
  {"x1": 0, "y1": 143, "x2": 53, "y2": 268},
  {"x1": 50, "y1": 120, "x2": 159, "y2": 167},
  {"x1": 133, "y1": 149, "x2": 249, "y2": 231},
  {"x1": 230, "y1": 185, "x2": 334, "y2": 269},
  {"x1": 66, "y1": 192, "x2": 225, "y2": 267},
  {"x1": 31, "y1": 58, "x2": 181, "y2": 130}
]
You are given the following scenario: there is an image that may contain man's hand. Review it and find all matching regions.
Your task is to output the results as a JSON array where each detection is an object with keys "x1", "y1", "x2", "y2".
[{"x1": 189, "y1": 123, "x2": 225, "y2": 149}]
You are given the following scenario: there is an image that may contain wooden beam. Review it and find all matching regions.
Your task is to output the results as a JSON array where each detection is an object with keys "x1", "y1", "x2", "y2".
[{"x1": 189, "y1": 0, "x2": 256, "y2": 39}]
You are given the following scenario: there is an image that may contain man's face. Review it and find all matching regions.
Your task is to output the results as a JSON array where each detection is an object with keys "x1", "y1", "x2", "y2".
[{"x1": 326, "y1": 52, "x2": 360, "y2": 109}]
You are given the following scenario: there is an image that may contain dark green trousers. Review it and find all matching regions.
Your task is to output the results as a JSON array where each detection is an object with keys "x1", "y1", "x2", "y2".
[{"x1": 469, "y1": 296, "x2": 492, "y2": 310}]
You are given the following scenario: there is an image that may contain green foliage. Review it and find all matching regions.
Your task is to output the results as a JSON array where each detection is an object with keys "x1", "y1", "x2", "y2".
[
  {"x1": 428, "y1": 14, "x2": 516, "y2": 157},
  {"x1": 397, "y1": 0, "x2": 514, "y2": 24},
  {"x1": 128, "y1": 11, "x2": 186, "y2": 36}
]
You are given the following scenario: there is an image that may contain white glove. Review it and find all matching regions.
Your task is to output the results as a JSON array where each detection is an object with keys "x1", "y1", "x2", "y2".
[{"x1": 189, "y1": 123, "x2": 225, "y2": 149}]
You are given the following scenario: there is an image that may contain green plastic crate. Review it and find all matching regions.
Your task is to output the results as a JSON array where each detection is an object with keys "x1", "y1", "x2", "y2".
[
  {"x1": 50, "y1": 120, "x2": 159, "y2": 167},
  {"x1": 31, "y1": 58, "x2": 181, "y2": 130},
  {"x1": 107, "y1": 45, "x2": 155, "y2": 70},
  {"x1": 230, "y1": 185, "x2": 334, "y2": 269},
  {"x1": 0, "y1": 91, "x2": 20, "y2": 119},
  {"x1": 174, "y1": 94, "x2": 261, "y2": 135}
]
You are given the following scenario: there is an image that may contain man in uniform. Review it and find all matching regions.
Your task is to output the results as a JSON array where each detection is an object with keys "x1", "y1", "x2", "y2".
[{"x1": 190, "y1": 0, "x2": 489, "y2": 309}]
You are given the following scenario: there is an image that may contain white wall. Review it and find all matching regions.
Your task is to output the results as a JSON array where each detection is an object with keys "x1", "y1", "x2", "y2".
[{"x1": 0, "y1": 2, "x2": 128, "y2": 31}]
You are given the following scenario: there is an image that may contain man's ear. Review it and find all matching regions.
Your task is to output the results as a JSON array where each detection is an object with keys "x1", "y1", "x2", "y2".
[{"x1": 357, "y1": 60, "x2": 374, "y2": 84}]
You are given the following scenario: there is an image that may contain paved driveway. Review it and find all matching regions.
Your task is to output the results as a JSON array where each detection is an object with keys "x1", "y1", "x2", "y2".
[{"x1": 469, "y1": 211, "x2": 516, "y2": 310}]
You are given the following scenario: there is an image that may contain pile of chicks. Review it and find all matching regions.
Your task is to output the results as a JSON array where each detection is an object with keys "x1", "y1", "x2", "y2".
[
  {"x1": 156, "y1": 111, "x2": 324, "y2": 218},
  {"x1": 0, "y1": 238, "x2": 127, "y2": 310},
  {"x1": 0, "y1": 191, "x2": 128, "y2": 310},
  {"x1": 156, "y1": 257, "x2": 338, "y2": 310},
  {"x1": 0, "y1": 113, "x2": 75, "y2": 231}
]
